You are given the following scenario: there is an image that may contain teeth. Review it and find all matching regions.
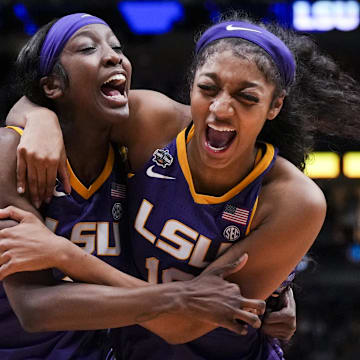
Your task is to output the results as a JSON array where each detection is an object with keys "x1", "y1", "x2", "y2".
[
  {"x1": 208, "y1": 123, "x2": 235, "y2": 132},
  {"x1": 107, "y1": 94, "x2": 126, "y2": 100},
  {"x1": 208, "y1": 143, "x2": 226, "y2": 151},
  {"x1": 103, "y1": 74, "x2": 126, "y2": 85}
]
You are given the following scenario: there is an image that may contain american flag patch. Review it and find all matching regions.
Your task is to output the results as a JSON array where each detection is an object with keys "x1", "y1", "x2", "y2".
[
  {"x1": 221, "y1": 205, "x2": 249, "y2": 225},
  {"x1": 111, "y1": 182, "x2": 126, "y2": 199}
]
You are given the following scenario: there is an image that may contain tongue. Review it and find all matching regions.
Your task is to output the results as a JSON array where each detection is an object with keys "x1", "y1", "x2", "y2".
[
  {"x1": 102, "y1": 86, "x2": 121, "y2": 97},
  {"x1": 207, "y1": 127, "x2": 236, "y2": 149}
]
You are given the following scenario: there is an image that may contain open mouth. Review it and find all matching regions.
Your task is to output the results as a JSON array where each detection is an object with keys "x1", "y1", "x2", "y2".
[
  {"x1": 101, "y1": 74, "x2": 126, "y2": 101},
  {"x1": 205, "y1": 123, "x2": 236, "y2": 152}
]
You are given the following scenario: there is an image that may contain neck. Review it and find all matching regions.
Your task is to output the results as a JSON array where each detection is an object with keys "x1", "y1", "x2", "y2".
[
  {"x1": 61, "y1": 114, "x2": 112, "y2": 187},
  {"x1": 187, "y1": 141, "x2": 257, "y2": 196}
]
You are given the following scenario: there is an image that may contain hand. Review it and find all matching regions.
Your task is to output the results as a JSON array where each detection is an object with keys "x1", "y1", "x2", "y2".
[
  {"x1": 183, "y1": 254, "x2": 266, "y2": 335},
  {"x1": 16, "y1": 110, "x2": 70, "y2": 208},
  {"x1": 0, "y1": 206, "x2": 67, "y2": 279},
  {"x1": 261, "y1": 287, "x2": 296, "y2": 341}
]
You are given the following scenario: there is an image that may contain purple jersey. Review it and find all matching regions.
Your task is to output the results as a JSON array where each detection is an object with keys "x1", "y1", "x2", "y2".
[
  {"x1": 0, "y1": 129, "x2": 129, "y2": 359},
  {"x1": 119, "y1": 126, "x2": 284, "y2": 360}
]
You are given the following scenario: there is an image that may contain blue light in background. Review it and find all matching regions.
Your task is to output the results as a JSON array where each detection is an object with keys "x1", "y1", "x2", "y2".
[
  {"x1": 118, "y1": 1, "x2": 184, "y2": 35},
  {"x1": 13, "y1": 2, "x2": 38, "y2": 35},
  {"x1": 25, "y1": 22, "x2": 38, "y2": 35},
  {"x1": 347, "y1": 243, "x2": 360, "y2": 263},
  {"x1": 269, "y1": 3, "x2": 293, "y2": 27},
  {"x1": 204, "y1": 0, "x2": 221, "y2": 23},
  {"x1": 13, "y1": 3, "x2": 27, "y2": 20}
]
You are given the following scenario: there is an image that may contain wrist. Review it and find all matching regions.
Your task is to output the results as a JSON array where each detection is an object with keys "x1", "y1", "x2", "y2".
[
  {"x1": 52, "y1": 235, "x2": 73, "y2": 271},
  {"x1": 26, "y1": 108, "x2": 58, "y2": 124},
  {"x1": 165, "y1": 281, "x2": 195, "y2": 315}
]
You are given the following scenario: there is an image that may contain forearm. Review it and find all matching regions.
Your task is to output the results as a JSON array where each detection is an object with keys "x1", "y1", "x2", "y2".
[
  {"x1": 56, "y1": 238, "x2": 215, "y2": 342},
  {"x1": 56, "y1": 236, "x2": 147, "y2": 288},
  {"x1": 142, "y1": 314, "x2": 214, "y2": 344},
  {"x1": 4, "y1": 271, "x2": 189, "y2": 332},
  {"x1": 6, "y1": 96, "x2": 57, "y2": 127}
]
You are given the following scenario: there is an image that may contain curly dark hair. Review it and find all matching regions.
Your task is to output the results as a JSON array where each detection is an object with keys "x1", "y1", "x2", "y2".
[
  {"x1": 15, "y1": 19, "x2": 69, "y2": 110},
  {"x1": 188, "y1": 11, "x2": 360, "y2": 170}
]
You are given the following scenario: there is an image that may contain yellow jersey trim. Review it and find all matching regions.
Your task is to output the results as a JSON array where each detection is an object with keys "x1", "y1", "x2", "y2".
[
  {"x1": 245, "y1": 196, "x2": 259, "y2": 235},
  {"x1": 68, "y1": 146, "x2": 114, "y2": 200},
  {"x1": 6, "y1": 126, "x2": 24, "y2": 136},
  {"x1": 176, "y1": 126, "x2": 275, "y2": 205}
]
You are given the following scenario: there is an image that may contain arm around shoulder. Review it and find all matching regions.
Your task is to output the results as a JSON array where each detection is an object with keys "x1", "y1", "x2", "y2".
[{"x1": 113, "y1": 90, "x2": 191, "y2": 170}]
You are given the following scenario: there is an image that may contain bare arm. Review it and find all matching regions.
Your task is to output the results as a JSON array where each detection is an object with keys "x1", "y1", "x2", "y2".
[
  {"x1": 203, "y1": 157, "x2": 326, "y2": 300},
  {"x1": 5, "y1": 91, "x2": 190, "y2": 205},
  {"x1": 0, "y1": 128, "x2": 264, "y2": 343},
  {"x1": 6, "y1": 96, "x2": 70, "y2": 204},
  {"x1": 124, "y1": 90, "x2": 191, "y2": 170},
  {"x1": 0, "y1": 207, "x2": 264, "y2": 343}
]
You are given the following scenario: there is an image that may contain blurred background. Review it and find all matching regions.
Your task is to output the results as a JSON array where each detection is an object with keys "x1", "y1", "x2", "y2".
[{"x1": 0, "y1": 0, "x2": 360, "y2": 358}]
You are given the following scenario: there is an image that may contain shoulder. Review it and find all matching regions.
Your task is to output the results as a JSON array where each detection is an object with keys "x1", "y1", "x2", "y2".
[
  {"x1": 0, "y1": 127, "x2": 22, "y2": 207},
  {"x1": 127, "y1": 90, "x2": 191, "y2": 170},
  {"x1": 0, "y1": 126, "x2": 21, "y2": 145},
  {"x1": 129, "y1": 89, "x2": 191, "y2": 139},
  {"x1": 0, "y1": 127, "x2": 21, "y2": 163},
  {"x1": 254, "y1": 156, "x2": 326, "y2": 230}
]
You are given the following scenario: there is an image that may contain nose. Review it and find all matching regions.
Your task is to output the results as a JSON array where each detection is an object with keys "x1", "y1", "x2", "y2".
[
  {"x1": 103, "y1": 46, "x2": 122, "y2": 67},
  {"x1": 209, "y1": 95, "x2": 234, "y2": 118}
]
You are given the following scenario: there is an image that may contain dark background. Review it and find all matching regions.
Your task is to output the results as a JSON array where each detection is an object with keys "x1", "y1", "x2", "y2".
[{"x1": 1, "y1": 1, "x2": 360, "y2": 358}]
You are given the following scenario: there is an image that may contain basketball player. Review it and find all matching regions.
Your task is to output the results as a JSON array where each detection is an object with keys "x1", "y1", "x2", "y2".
[
  {"x1": 5, "y1": 10, "x2": 360, "y2": 359},
  {"x1": 0, "y1": 13, "x2": 266, "y2": 359}
]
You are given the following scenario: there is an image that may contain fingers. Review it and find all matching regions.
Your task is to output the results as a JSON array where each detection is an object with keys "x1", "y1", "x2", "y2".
[
  {"x1": 261, "y1": 322, "x2": 295, "y2": 341},
  {"x1": 233, "y1": 308, "x2": 262, "y2": 329},
  {"x1": 45, "y1": 165, "x2": 57, "y2": 203},
  {"x1": 285, "y1": 287, "x2": 296, "y2": 310},
  {"x1": 242, "y1": 299, "x2": 266, "y2": 316},
  {"x1": 16, "y1": 148, "x2": 27, "y2": 195},
  {"x1": 58, "y1": 160, "x2": 71, "y2": 195},
  {"x1": 27, "y1": 161, "x2": 40, "y2": 209},
  {"x1": 0, "y1": 206, "x2": 32, "y2": 223},
  {"x1": 212, "y1": 253, "x2": 248, "y2": 279},
  {"x1": 221, "y1": 319, "x2": 249, "y2": 336},
  {"x1": 36, "y1": 165, "x2": 47, "y2": 206},
  {"x1": 263, "y1": 310, "x2": 290, "y2": 324},
  {"x1": 0, "y1": 256, "x2": 29, "y2": 281},
  {"x1": 0, "y1": 260, "x2": 12, "y2": 281},
  {"x1": 0, "y1": 250, "x2": 16, "y2": 280}
]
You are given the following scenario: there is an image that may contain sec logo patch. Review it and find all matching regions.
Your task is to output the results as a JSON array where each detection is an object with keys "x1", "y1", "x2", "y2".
[{"x1": 223, "y1": 225, "x2": 241, "y2": 241}]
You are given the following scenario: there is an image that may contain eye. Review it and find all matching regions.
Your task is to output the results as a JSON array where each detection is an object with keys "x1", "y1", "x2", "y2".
[
  {"x1": 238, "y1": 93, "x2": 259, "y2": 104},
  {"x1": 198, "y1": 83, "x2": 218, "y2": 95},
  {"x1": 79, "y1": 46, "x2": 96, "y2": 53},
  {"x1": 112, "y1": 46, "x2": 123, "y2": 54}
]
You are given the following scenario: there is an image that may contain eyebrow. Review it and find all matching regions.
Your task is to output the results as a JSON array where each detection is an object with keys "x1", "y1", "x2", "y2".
[
  {"x1": 72, "y1": 29, "x2": 97, "y2": 40},
  {"x1": 71, "y1": 28, "x2": 118, "y2": 43},
  {"x1": 201, "y1": 72, "x2": 262, "y2": 89}
]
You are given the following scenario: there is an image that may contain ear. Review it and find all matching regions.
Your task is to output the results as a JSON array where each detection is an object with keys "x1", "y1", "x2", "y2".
[
  {"x1": 40, "y1": 76, "x2": 63, "y2": 99},
  {"x1": 267, "y1": 91, "x2": 286, "y2": 121}
]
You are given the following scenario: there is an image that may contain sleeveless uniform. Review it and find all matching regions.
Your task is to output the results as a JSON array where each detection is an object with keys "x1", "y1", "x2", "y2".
[
  {"x1": 0, "y1": 126, "x2": 129, "y2": 360},
  {"x1": 118, "y1": 126, "x2": 284, "y2": 360}
]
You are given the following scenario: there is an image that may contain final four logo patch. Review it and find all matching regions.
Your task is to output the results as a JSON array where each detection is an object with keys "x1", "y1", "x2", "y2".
[{"x1": 152, "y1": 148, "x2": 173, "y2": 168}]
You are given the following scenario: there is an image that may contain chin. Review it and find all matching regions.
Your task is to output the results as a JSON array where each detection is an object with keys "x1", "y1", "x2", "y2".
[{"x1": 108, "y1": 104, "x2": 130, "y2": 123}]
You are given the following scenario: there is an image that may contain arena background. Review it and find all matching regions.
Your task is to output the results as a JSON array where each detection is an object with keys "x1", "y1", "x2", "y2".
[{"x1": 0, "y1": 0, "x2": 360, "y2": 358}]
